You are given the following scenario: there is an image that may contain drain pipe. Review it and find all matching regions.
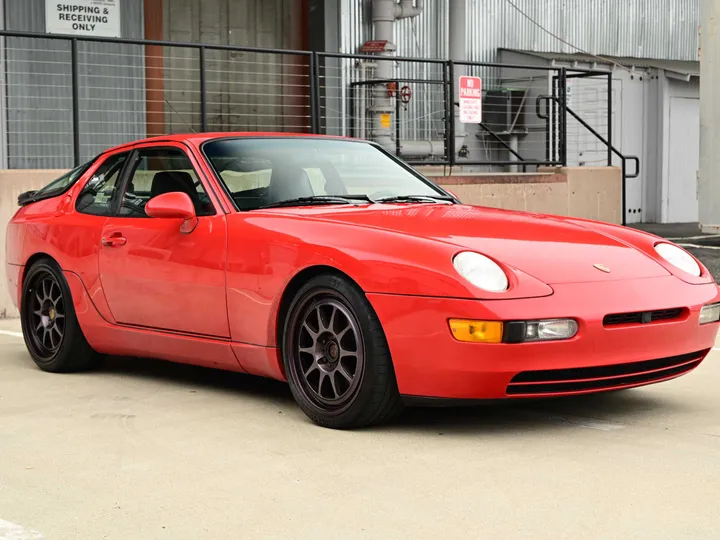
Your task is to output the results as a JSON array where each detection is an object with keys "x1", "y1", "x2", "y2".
[
  {"x1": 369, "y1": 0, "x2": 400, "y2": 151},
  {"x1": 369, "y1": 0, "x2": 467, "y2": 159},
  {"x1": 370, "y1": 0, "x2": 449, "y2": 158}
]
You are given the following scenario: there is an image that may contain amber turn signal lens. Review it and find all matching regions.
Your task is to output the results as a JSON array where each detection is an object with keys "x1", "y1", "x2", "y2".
[{"x1": 448, "y1": 319, "x2": 504, "y2": 343}]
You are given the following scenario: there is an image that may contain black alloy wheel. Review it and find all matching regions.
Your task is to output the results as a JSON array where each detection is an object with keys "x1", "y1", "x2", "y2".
[
  {"x1": 24, "y1": 268, "x2": 66, "y2": 360},
  {"x1": 20, "y1": 259, "x2": 101, "y2": 373},
  {"x1": 291, "y1": 292, "x2": 365, "y2": 410},
  {"x1": 282, "y1": 274, "x2": 404, "y2": 429}
]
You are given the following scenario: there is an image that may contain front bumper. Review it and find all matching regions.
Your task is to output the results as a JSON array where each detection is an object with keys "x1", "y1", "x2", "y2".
[{"x1": 367, "y1": 276, "x2": 720, "y2": 400}]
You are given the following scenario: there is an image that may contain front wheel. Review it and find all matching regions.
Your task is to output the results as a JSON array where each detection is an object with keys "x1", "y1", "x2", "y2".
[
  {"x1": 282, "y1": 274, "x2": 404, "y2": 429},
  {"x1": 20, "y1": 259, "x2": 102, "y2": 373}
]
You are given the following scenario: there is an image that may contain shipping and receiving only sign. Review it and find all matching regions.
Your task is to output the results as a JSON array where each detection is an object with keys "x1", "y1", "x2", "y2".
[
  {"x1": 45, "y1": 0, "x2": 121, "y2": 38},
  {"x1": 459, "y1": 76, "x2": 482, "y2": 123}
]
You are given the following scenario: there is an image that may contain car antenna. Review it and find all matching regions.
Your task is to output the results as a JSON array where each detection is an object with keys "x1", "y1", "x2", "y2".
[{"x1": 164, "y1": 98, "x2": 197, "y2": 133}]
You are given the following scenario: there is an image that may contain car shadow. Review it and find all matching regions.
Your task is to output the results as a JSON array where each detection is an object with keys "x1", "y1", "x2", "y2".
[
  {"x1": 97, "y1": 355, "x2": 296, "y2": 405},
  {"x1": 386, "y1": 389, "x2": 693, "y2": 435},
  {"x1": 92, "y1": 355, "x2": 691, "y2": 435}
]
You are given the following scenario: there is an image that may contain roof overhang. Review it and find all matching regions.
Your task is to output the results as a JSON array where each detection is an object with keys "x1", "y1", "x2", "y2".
[{"x1": 499, "y1": 49, "x2": 699, "y2": 80}]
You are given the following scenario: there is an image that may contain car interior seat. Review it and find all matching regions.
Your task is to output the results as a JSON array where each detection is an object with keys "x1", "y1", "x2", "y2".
[
  {"x1": 265, "y1": 165, "x2": 314, "y2": 206},
  {"x1": 150, "y1": 171, "x2": 199, "y2": 203}
]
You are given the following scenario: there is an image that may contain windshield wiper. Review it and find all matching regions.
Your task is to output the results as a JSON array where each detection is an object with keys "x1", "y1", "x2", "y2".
[
  {"x1": 257, "y1": 195, "x2": 373, "y2": 209},
  {"x1": 375, "y1": 195, "x2": 455, "y2": 204}
]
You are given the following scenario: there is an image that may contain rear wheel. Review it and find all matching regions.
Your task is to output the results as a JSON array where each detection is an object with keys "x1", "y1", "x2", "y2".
[
  {"x1": 20, "y1": 259, "x2": 101, "y2": 372},
  {"x1": 282, "y1": 274, "x2": 404, "y2": 429}
]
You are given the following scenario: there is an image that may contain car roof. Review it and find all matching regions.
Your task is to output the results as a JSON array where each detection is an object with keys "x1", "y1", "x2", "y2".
[{"x1": 105, "y1": 132, "x2": 360, "y2": 154}]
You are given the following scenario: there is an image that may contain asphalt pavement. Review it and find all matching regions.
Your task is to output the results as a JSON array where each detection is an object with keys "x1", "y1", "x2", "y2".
[
  {"x1": 1, "y1": 317, "x2": 719, "y2": 540},
  {"x1": 686, "y1": 245, "x2": 720, "y2": 282},
  {"x1": 672, "y1": 233, "x2": 720, "y2": 283},
  {"x1": 631, "y1": 225, "x2": 720, "y2": 283}
]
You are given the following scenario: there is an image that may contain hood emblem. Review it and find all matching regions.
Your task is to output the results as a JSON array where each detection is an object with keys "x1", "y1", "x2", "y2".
[{"x1": 593, "y1": 263, "x2": 611, "y2": 273}]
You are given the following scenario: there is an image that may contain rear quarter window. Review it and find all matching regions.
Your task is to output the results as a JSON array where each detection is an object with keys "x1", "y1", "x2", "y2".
[{"x1": 21, "y1": 159, "x2": 96, "y2": 205}]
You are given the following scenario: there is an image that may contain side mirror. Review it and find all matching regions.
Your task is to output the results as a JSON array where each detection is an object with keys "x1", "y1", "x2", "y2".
[{"x1": 145, "y1": 192, "x2": 198, "y2": 234}]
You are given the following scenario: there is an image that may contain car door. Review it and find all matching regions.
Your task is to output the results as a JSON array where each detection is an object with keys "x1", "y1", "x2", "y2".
[
  {"x1": 97, "y1": 143, "x2": 230, "y2": 338},
  {"x1": 73, "y1": 150, "x2": 132, "y2": 306}
]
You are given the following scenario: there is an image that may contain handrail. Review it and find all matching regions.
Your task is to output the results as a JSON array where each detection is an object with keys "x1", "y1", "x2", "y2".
[
  {"x1": 536, "y1": 95, "x2": 640, "y2": 226},
  {"x1": 476, "y1": 123, "x2": 527, "y2": 172}
]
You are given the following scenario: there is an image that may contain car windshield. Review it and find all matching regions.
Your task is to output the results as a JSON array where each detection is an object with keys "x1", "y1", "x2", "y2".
[{"x1": 202, "y1": 138, "x2": 451, "y2": 210}]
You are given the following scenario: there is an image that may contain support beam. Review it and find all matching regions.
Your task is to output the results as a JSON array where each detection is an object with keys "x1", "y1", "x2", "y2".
[
  {"x1": 699, "y1": 0, "x2": 720, "y2": 232},
  {"x1": 144, "y1": 0, "x2": 165, "y2": 138}
]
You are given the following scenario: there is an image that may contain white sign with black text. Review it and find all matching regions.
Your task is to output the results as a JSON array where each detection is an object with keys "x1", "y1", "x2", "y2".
[
  {"x1": 45, "y1": 0, "x2": 121, "y2": 38},
  {"x1": 459, "y1": 76, "x2": 483, "y2": 123}
]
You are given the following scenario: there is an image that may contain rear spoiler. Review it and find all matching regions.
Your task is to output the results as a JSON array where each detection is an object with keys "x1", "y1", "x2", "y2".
[{"x1": 17, "y1": 190, "x2": 38, "y2": 206}]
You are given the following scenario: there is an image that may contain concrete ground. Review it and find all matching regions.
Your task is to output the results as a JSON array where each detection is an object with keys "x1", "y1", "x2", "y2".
[{"x1": 1, "y1": 318, "x2": 720, "y2": 540}]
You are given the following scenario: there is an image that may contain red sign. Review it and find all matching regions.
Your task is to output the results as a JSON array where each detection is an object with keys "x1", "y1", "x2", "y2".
[
  {"x1": 459, "y1": 76, "x2": 482, "y2": 123},
  {"x1": 360, "y1": 40, "x2": 389, "y2": 53}
]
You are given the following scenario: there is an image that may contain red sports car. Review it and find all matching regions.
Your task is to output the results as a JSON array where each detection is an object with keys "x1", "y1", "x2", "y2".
[{"x1": 6, "y1": 133, "x2": 720, "y2": 428}]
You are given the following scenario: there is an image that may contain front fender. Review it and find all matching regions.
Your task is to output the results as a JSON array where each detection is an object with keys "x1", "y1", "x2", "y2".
[{"x1": 225, "y1": 214, "x2": 553, "y2": 350}]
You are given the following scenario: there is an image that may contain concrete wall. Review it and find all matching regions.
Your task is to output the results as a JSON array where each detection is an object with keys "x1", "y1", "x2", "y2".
[
  {"x1": 1, "y1": 170, "x2": 66, "y2": 318},
  {"x1": 1, "y1": 166, "x2": 621, "y2": 318},
  {"x1": 426, "y1": 166, "x2": 622, "y2": 223}
]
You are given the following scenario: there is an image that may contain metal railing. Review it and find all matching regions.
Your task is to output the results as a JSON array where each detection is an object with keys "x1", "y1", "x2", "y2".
[
  {"x1": 0, "y1": 29, "x2": 619, "y2": 177},
  {"x1": 538, "y1": 73, "x2": 640, "y2": 227}
]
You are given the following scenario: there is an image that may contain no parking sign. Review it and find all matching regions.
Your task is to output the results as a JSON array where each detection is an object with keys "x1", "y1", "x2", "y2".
[{"x1": 459, "y1": 76, "x2": 482, "y2": 123}]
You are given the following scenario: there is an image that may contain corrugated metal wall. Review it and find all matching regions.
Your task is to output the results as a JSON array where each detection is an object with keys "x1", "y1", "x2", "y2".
[
  {"x1": 341, "y1": 0, "x2": 699, "y2": 62},
  {"x1": 4, "y1": 0, "x2": 145, "y2": 169}
]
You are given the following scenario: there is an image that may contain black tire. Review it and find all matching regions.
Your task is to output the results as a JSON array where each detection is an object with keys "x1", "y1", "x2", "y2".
[
  {"x1": 281, "y1": 274, "x2": 404, "y2": 429},
  {"x1": 20, "y1": 258, "x2": 102, "y2": 373}
]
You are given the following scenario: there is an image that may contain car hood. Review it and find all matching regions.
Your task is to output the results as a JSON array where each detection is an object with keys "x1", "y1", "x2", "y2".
[{"x1": 292, "y1": 204, "x2": 671, "y2": 284}]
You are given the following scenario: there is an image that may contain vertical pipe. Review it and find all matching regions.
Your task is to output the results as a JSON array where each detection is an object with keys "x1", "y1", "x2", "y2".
[
  {"x1": 370, "y1": 0, "x2": 396, "y2": 149},
  {"x1": 559, "y1": 68, "x2": 568, "y2": 167},
  {"x1": 607, "y1": 71, "x2": 612, "y2": 166},
  {"x1": 199, "y1": 46, "x2": 207, "y2": 132},
  {"x1": 71, "y1": 38, "x2": 80, "y2": 167},
  {"x1": 509, "y1": 135, "x2": 519, "y2": 172}
]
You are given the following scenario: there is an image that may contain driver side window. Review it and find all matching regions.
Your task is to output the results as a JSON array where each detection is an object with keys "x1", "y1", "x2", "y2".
[
  {"x1": 76, "y1": 152, "x2": 130, "y2": 216},
  {"x1": 119, "y1": 147, "x2": 216, "y2": 218}
]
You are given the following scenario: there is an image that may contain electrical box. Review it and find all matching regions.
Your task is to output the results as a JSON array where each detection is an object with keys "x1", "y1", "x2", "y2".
[{"x1": 482, "y1": 89, "x2": 527, "y2": 134}]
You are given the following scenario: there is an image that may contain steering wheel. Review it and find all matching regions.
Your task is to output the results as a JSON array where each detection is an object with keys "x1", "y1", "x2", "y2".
[{"x1": 121, "y1": 194, "x2": 148, "y2": 217}]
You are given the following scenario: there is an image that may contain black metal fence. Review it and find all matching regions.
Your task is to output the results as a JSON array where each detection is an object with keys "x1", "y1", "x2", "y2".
[{"x1": 0, "y1": 29, "x2": 632, "y2": 181}]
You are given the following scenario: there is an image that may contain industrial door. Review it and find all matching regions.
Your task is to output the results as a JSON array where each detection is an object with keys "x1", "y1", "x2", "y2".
[{"x1": 667, "y1": 97, "x2": 700, "y2": 223}]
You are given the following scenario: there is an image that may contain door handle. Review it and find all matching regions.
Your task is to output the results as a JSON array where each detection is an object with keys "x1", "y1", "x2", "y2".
[{"x1": 101, "y1": 233, "x2": 127, "y2": 247}]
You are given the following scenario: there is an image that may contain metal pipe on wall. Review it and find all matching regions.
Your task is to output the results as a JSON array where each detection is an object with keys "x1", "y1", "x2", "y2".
[
  {"x1": 368, "y1": 0, "x2": 475, "y2": 159},
  {"x1": 370, "y1": 0, "x2": 459, "y2": 158},
  {"x1": 369, "y1": 0, "x2": 398, "y2": 150}
]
